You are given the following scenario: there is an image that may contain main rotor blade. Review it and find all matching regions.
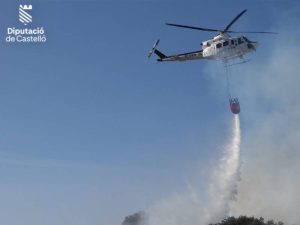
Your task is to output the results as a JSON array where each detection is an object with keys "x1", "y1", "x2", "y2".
[
  {"x1": 227, "y1": 30, "x2": 278, "y2": 34},
  {"x1": 166, "y1": 23, "x2": 221, "y2": 32},
  {"x1": 223, "y1": 9, "x2": 247, "y2": 32}
]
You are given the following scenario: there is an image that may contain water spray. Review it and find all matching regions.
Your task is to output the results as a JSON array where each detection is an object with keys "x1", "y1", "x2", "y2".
[{"x1": 210, "y1": 114, "x2": 241, "y2": 220}]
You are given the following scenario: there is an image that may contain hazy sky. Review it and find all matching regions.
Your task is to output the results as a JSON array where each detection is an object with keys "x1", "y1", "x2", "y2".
[{"x1": 0, "y1": 1, "x2": 299, "y2": 225}]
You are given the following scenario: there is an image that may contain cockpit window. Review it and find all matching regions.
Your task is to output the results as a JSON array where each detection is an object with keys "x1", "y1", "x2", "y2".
[
  {"x1": 216, "y1": 43, "x2": 222, "y2": 48},
  {"x1": 238, "y1": 38, "x2": 244, "y2": 44},
  {"x1": 223, "y1": 41, "x2": 229, "y2": 46}
]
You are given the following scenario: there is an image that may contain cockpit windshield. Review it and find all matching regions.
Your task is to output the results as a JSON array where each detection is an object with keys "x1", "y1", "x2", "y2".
[{"x1": 242, "y1": 36, "x2": 250, "y2": 43}]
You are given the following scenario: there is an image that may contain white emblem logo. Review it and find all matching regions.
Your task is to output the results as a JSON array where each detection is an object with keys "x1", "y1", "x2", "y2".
[{"x1": 19, "y1": 5, "x2": 32, "y2": 25}]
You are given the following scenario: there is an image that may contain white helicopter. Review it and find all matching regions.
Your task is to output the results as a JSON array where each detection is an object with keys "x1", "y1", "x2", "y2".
[{"x1": 148, "y1": 9, "x2": 276, "y2": 64}]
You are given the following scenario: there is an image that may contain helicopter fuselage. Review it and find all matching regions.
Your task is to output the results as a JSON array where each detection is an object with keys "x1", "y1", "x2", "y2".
[
  {"x1": 148, "y1": 34, "x2": 258, "y2": 63},
  {"x1": 202, "y1": 33, "x2": 257, "y2": 62}
]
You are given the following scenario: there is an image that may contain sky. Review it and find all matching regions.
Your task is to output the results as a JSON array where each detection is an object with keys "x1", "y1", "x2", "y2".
[{"x1": 0, "y1": 1, "x2": 299, "y2": 225}]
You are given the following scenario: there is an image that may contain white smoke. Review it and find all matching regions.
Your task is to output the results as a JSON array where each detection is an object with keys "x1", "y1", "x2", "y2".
[
  {"x1": 146, "y1": 115, "x2": 242, "y2": 225},
  {"x1": 228, "y1": 9, "x2": 300, "y2": 224}
]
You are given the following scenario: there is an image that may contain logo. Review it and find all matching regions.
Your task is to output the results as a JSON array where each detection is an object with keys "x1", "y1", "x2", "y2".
[
  {"x1": 19, "y1": 5, "x2": 32, "y2": 25},
  {"x1": 5, "y1": 4, "x2": 47, "y2": 43}
]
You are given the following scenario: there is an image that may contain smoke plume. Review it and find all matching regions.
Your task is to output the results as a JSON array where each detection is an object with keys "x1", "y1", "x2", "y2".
[{"x1": 228, "y1": 10, "x2": 300, "y2": 224}]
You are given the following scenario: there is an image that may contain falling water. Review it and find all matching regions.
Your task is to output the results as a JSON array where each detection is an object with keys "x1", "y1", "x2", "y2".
[{"x1": 210, "y1": 114, "x2": 241, "y2": 220}]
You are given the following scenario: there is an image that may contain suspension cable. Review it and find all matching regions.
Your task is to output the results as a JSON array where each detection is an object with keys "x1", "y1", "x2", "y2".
[{"x1": 225, "y1": 64, "x2": 232, "y2": 100}]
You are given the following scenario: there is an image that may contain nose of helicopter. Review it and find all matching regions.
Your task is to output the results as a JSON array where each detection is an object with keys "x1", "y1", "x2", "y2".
[{"x1": 247, "y1": 41, "x2": 258, "y2": 51}]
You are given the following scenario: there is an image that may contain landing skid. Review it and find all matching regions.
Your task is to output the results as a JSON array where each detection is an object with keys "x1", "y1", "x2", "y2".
[{"x1": 223, "y1": 59, "x2": 251, "y2": 67}]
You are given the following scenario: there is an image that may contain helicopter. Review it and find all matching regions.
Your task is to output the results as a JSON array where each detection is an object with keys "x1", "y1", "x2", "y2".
[{"x1": 148, "y1": 9, "x2": 276, "y2": 64}]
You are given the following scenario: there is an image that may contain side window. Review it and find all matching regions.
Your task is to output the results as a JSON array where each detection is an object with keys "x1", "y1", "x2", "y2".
[
  {"x1": 231, "y1": 40, "x2": 234, "y2": 45},
  {"x1": 223, "y1": 41, "x2": 229, "y2": 47},
  {"x1": 216, "y1": 43, "x2": 222, "y2": 48}
]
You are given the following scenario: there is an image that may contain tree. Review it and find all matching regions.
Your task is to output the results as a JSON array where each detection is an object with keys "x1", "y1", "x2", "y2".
[{"x1": 209, "y1": 216, "x2": 286, "y2": 225}]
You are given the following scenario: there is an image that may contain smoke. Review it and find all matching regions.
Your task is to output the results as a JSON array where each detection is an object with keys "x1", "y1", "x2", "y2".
[
  {"x1": 227, "y1": 10, "x2": 300, "y2": 224},
  {"x1": 190, "y1": 9, "x2": 300, "y2": 224},
  {"x1": 144, "y1": 115, "x2": 242, "y2": 225}
]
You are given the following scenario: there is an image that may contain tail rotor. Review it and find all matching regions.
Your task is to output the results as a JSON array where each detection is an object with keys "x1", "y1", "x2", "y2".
[{"x1": 148, "y1": 39, "x2": 160, "y2": 58}]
